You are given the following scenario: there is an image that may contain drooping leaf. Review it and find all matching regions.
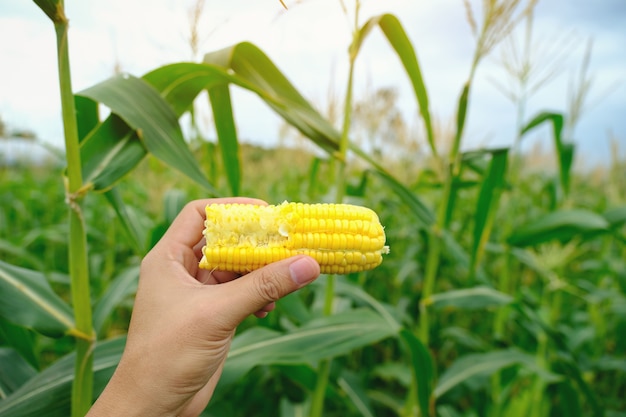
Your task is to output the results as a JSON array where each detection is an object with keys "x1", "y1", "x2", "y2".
[
  {"x1": 353, "y1": 14, "x2": 436, "y2": 156},
  {"x1": 0, "y1": 348, "x2": 37, "y2": 398},
  {"x1": 425, "y1": 286, "x2": 514, "y2": 311},
  {"x1": 521, "y1": 112, "x2": 573, "y2": 196},
  {"x1": 338, "y1": 371, "x2": 376, "y2": 417},
  {"x1": 104, "y1": 187, "x2": 150, "y2": 255},
  {"x1": 470, "y1": 148, "x2": 509, "y2": 274},
  {"x1": 435, "y1": 349, "x2": 535, "y2": 398},
  {"x1": 93, "y1": 266, "x2": 139, "y2": 336},
  {"x1": 400, "y1": 329, "x2": 435, "y2": 417},
  {"x1": 219, "y1": 309, "x2": 396, "y2": 391},
  {"x1": 204, "y1": 42, "x2": 341, "y2": 155},
  {"x1": 80, "y1": 115, "x2": 146, "y2": 191},
  {"x1": 0, "y1": 260, "x2": 74, "y2": 338},
  {"x1": 208, "y1": 83, "x2": 241, "y2": 196},
  {"x1": 77, "y1": 74, "x2": 215, "y2": 193},
  {"x1": 603, "y1": 205, "x2": 626, "y2": 228},
  {"x1": 508, "y1": 209, "x2": 609, "y2": 247},
  {"x1": 74, "y1": 95, "x2": 99, "y2": 142},
  {"x1": 0, "y1": 337, "x2": 125, "y2": 417}
]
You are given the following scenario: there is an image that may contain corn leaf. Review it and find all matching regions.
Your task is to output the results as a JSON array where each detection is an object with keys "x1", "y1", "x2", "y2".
[
  {"x1": 520, "y1": 112, "x2": 572, "y2": 196},
  {"x1": 80, "y1": 115, "x2": 146, "y2": 191},
  {"x1": 142, "y1": 62, "x2": 231, "y2": 117},
  {"x1": 92, "y1": 266, "x2": 139, "y2": 337},
  {"x1": 75, "y1": 95, "x2": 99, "y2": 142},
  {"x1": 400, "y1": 329, "x2": 435, "y2": 417},
  {"x1": 0, "y1": 319, "x2": 38, "y2": 370},
  {"x1": 77, "y1": 74, "x2": 215, "y2": 193},
  {"x1": 0, "y1": 337, "x2": 124, "y2": 417},
  {"x1": 603, "y1": 205, "x2": 626, "y2": 228},
  {"x1": 219, "y1": 309, "x2": 396, "y2": 392},
  {"x1": 208, "y1": 83, "x2": 241, "y2": 196},
  {"x1": 204, "y1": 42, "x2": 341, "y2": 155},
  {"x1": 508, "y1": 209, "x2": 610, "y2": 247},
  {"x1": 424, "y1": 286, "x2": 514, "y2": 311},
  {"x1": 470, "y1": 148, "x2": 509, "y2": 274},
  {"x1": 435, "y1": 349, "x2": 536, "y2": 398},
  {"x1": 103, "y1": 187, "x2": 150, "y2": 255},
  {"x1": 0, "y1": 260, "x2": 74, "y2": 338},
  {"x1": 353, "y1": 14, "x2": 436, "y2": 157},
  {"x1": 0, "y1": 348, "x2": 37, "y2": 398},
  {"x1": 338, "y1": 371, "x2": 376, "y2": 417}
]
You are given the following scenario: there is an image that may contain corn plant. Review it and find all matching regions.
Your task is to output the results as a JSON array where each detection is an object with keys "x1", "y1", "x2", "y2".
[{"x1": 1, "y1": 1, "x2": 625, "y2": 417}]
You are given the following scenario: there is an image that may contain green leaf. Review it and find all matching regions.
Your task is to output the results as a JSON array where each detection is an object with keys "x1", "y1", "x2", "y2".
[
  {"x1": 603, "y1": 205, "x2": 626, "y2": 228},
  {"x1": 77, "y1": 74, "x2": 215, "y2": 193},
  {"x1": 0, "y1": 337, "x2": 125, "y2": 417},
  {"x1": 33, "y1": 0, "x2": 64, "y2": 23},
  {"x1": 400, "y1": 329, "x2": 435, "y2": 417},
  {"x1": 435, "y1": 349, "x2": 535, "y2": 398},
  {"x1": 80, "y1": 115, "x2": 146, "y2": 191},
  {"x1": 93, "y1": 266, "x2": 139, "y2": 336},
  {"x1": 0, "y1": 348, "x2": 37, "y2": 398},
  {"x1": 521, "y1": 112, "x2": 573, "y2": 196},
  {"x1": 470, "y1": 149, "x2": 509, "y2": 274},
  {"x1": 0, "y1": 260, "x2": 74, "y2": 338},
  {"x1": 0, "y1": 319, "x2": 38, "y2": 369},
  {"x1": 204, "y1": 42, "x2": 341, "y2": 155},
  {"x1": 338, "y1": 371, "x2": 376, "y2": 417},
  {"x1": 143, "y1": 62, "x2": 230, "y2": 117},
  {"x1": 208, "y1": 83, "x2": 241, "y2": 196},
  {"x1": 425, "y1": 286, "x2": 514, "y2": 311},
  {"x1": 353, "y1": 14, "x2": 436, "y2": 156},
  {"x1": 74, "y1": 95, "x2": 99, "y2": 142},
  {"x1": 508, "y1": 209, "x2": 610, "y2": 247},
  {"x1": 104, "y1": 187, "x2": 149, "y2": 255},
  {"x1": 219, "y1": 309, "x2": 396, "y2": 390}
]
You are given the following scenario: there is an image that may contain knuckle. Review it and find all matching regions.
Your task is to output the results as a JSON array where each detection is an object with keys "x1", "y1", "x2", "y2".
[{"x1": 254, "y1": 270, "x2": 283, "y2": 302}]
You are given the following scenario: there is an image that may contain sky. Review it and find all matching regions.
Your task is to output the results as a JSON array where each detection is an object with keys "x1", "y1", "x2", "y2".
[{"x1": 1, "y1": 0, "x2": 625, "y2": 167}]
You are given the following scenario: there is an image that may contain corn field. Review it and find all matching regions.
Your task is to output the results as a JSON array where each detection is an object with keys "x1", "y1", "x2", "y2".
[{"x1": 1, "y1": 1, "x2": 625, "y2": 416}]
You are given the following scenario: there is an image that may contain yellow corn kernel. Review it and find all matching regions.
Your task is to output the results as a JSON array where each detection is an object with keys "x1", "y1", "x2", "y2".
[{"x1": 199, "y1": 202, "x2": 389, "y2": 274}]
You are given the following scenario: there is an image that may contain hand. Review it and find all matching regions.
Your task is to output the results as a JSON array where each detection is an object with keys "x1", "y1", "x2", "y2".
[{"x1": 87, "y1": 198, "x2": 321, "y2": 417}]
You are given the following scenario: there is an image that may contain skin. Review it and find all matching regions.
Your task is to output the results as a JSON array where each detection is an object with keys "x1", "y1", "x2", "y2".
[{"x1": 87, "y1": 198, "x2": 321, "y2": 417}]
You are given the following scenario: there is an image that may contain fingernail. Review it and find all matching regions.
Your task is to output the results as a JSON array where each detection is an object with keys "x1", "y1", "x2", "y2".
[{"x1": 289, "y1": 257, "x2": 319, "y2": 286}]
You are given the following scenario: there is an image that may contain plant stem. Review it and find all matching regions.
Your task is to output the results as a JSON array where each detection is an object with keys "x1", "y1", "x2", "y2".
[
  {"x1": 53, "y1": 5, "x2": 95, "y2": 416},
  {"x1": 310, "y1": 5, "x2": 359, "y2": 417}
]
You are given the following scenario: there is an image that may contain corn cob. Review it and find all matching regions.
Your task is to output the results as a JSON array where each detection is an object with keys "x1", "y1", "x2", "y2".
[{"x1": 199, "y1": 202, "x2": 389, "y2": 274}]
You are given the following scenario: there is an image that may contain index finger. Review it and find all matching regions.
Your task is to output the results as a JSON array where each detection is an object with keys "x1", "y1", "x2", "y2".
[{"x1": 159, "y1": 197, "x2": 268, "y2": 249}]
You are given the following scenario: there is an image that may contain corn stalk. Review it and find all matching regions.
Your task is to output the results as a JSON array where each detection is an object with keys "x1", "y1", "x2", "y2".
[{"x1": 33, "y1": 1, "x2": 95, "y2": 415}]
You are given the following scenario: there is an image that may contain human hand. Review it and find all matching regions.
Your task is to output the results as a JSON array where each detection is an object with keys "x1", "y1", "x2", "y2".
[{"x1": 87, "y1": 198, "x2": 321, "y2": 417}]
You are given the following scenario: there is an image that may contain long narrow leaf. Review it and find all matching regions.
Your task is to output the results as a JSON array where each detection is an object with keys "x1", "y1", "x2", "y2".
[
  {"x1": 103, "y1": 187, "x2": 149, "y2": 255},
  {"x1": 77, "y1": 74, "x2": 215, "y2": 193},
  {"x1": 470, "y1": 148, "x2": 509, "y2": 273},
  {"x1": 520, "y1": 112, "x2": 572, "y2": 195},
  {"x1": 0, "y1": 337, "x2": 125, "y2": 417},
  {"x1": 400, "y1": 329, "x2": 435, "y2": 417},
  {"x1": 0, "y1": 348, "x2": 37, "y2": 398},
  {"x1": 92, "y1": 266, "x2": 139, "y2": 336},
  {"x1": 208, "y1": 83, "x2": 241, "y2": 196},
  {"x1": 0, "y1": 260, "x2": 74, "y2": 338},
  {"x1": 353, "y1": 14, "x2": 436, "y2": 156},
  {"x1": 424, "y1": 286, "x2": 513, "y2": 311},
  {"x1": 508, "y1": 209, "x2": 609, "y2": 247},
  {"x1": 219, "y1": 309, "x2": 396, "y2": 391},
  {"x1": 80, "y1": 115, "x2": 146, "y2": 191},
  {"x1": 435, "y1": 349, "x2": 535, "y2": 398},
  {"x1": 204, "y1": 42, "x2": 341, "y2": 154}
]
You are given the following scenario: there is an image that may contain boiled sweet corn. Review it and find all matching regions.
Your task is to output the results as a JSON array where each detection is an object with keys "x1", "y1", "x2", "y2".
[{"x1": 199, "y1": 202, "x2": 389, "y2": 274}]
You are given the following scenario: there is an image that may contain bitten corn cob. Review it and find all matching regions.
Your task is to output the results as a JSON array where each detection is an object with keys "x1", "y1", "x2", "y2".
[{"x1": 199, "y1": 202, "x2": 389, "y2": 274}]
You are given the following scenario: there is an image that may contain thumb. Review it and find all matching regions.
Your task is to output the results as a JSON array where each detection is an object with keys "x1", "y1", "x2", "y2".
[{"x1": 220, "y1": 255, "x2": 320, "y2": 326}]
